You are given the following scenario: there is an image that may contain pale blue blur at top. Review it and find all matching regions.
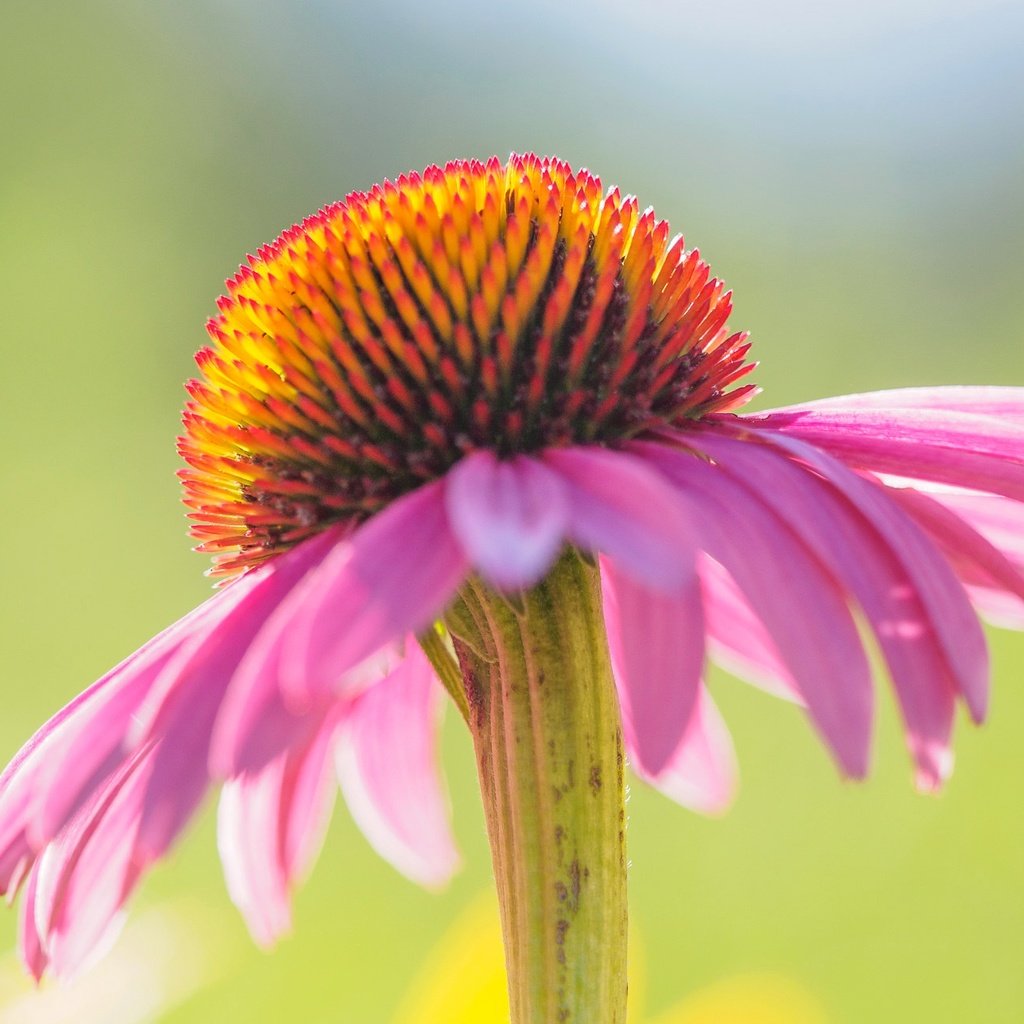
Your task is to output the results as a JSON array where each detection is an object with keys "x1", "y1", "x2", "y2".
[{"x1": 0, "y1": 1, "x2": 1021, "y2": 1021}]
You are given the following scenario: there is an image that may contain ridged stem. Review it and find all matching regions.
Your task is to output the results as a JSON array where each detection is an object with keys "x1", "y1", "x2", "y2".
[{"x1": 445, "y1": 553, "x2": 628, "y2": 1024}]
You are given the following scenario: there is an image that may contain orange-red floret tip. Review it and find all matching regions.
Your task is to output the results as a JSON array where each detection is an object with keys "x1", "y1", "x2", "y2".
[{"x1": 180, "y1": 154, "x2": 756, "y2": 578}]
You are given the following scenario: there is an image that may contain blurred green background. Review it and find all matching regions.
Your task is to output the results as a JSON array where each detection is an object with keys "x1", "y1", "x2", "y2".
[{"x1": 1, "y1": 1, "x2": 1022, "y2": 1021}]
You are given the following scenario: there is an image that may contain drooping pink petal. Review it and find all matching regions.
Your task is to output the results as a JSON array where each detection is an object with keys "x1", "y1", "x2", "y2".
[
  {"x1": 335, "y1": 643, "x2": 459, "y2": 888},
  {"x1": 211, "y1": 638, "x2": 401, "y2": 779},
  {"x1": 746, "y1": 430, "x2": 990, "y2": 724},
  {"x1": 445, "y1": 451, "x2": 570, "y2": 590},
  {"x1": 217, "y1": 767, "x2": 289, "y2": 949},
  {"x1": 122, "y1": 530, "x2": 346, "y2": 863},
  {"x1": 18, "y1": 862, "x2": 47, "y2": 981},
  {"x1": 544, "y1": 446, "x2": 696, "y2": 591},
  {"x1": 755, "y1": 396, "x2": 1024, "y2": 500},
  {"x1": 218, "y1": 712, "x2": 340, "y2": 947},
  {"x1": 208, "y1": 532, "x2": 396, "y2": 779},
  {"x1": 890, "y1": 486, "x2": 1024, "y2": 629},
  {"x1": 600, "y1": 555, "x2": 704, "y2": 776},
  {"x1": 927, "y1": 489, "x2": 1024, "y2": 567},
  {"x1": 271, "y1": 482, "x2": 469, "y2": 711},
  {"x1": 919, "y1": 489, "x2": 1024, "y2": 626},
  {"x1": 699, "y1": 555, "x2": 801, "y2": 703},
  {"x1": 131, "y1": 527, "x2": 345, "y2": 745},
  {"x1": 629, "y1": 687, "x2": 738, "y2": 816},
  {"x1": 31, "y1": 747, "x2": 153, "y2": 980},
  {"x1": 688, "y1": 430, "x2": 961, "y2": 788},
  {"x1": 963, "y1": 588, "x2": 1024, "y2": 629},
  {"x1": 0, "y1": 594, "x2": 223, "y2": 888},
  {"x1": 280, "y1": 715, "x2": 341, "y2": 887},
  {"x1": 30, "y1": 590, "x2": 243, "y2": 849},
  {"x1": 635, "y1": 441, "x2": 874, "y2": 778}
]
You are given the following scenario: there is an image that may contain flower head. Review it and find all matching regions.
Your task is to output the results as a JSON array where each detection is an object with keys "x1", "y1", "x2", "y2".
[
  {"x1": 181, "y1": 154, "x2": 753, "y2": 579},
  {"x1": 2, "y1": 154, "x2": 1022, "y2": 982}
]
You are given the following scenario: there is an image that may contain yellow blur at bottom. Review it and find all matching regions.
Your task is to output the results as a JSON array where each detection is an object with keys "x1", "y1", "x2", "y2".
[
  {"x1": 390, "y1": 898, "x2": 511, "y2": 1024},
  {"x1": 391, "y1": 896, "x2": 829, "y2": 1024},
  {"x1": 650, "y1": 972, "x2": 829, "y2": 1024}
]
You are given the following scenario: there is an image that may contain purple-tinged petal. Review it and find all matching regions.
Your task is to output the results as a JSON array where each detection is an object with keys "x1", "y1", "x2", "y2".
[
  {"x1": 445, "y1": 451, "x2": 569, "y2": 590},
  {"x1": 218, "y1": 765, "x2": 290, "y2": 949},
  {"x1": 31, "y1": 592, "x2": 239, "y2": 848},
  {"x1": 754, "y1": 400, "x2": 1024, "y2": 500},
  {"x1": 212, "y1": 639, "x2": 400, "y2": 779},
  {"x1": 208, "y1": 530, "x2": 391, "y2": 779},
  {"x1": 699, "y1": 555, "x2": 801, "y2": 704},
  {"x1": 544, "y1": 446, "x2": 695, "y2": 592},
  {"x1": 0, "y1": 595, "x2": 222, "y2": 886},
  {"x1": 636, "y1": 442, "x2": 874, "y2": 778},
  {"x1": 630, "y1": 687, "x2": 738, "y2": 816},
  {"x1": 600, "y1": 555, "x2": 704, "y2": 776},
  {"x1": 964, "y1": 588, "x2": 1024, "y2": 629},
  {"x1": 123, "y1": 530, "x2": 345, "y2": 863},
  {"x1": 689, "y1": 431, "x2": 960, "y2": 788},
  {"x1": 888, "y1": 487, "x2": 1024, "y2": 630},
  {"x1": 763, "y1": 385, "x2": 1024, "y2": 419},
  {"x1": 915, "y1": 489, "x2": 1024, "y2": 570},
  {"x1": 18, "y1": 862, "x2": 47, "y2": 981},
  {"x1": 31, "y1": 748, "x2": 152, "y2": 980},
  {"x1": 130, "y1": 527, "x2": 344, "y2": 745},
  {"x1": 273, "y1": 482, "x2": 469, "y2": 711},
  {"x1": 336, "y1": 643, "x2": 459, "y2": 888},
  {"x1": 745, "y1": 430, "x2": 990, "y2": 724},
  {"x1": 218, "y1": 712, "x2": 340, "y2": 948},
  {"x1": 280, "y1": 714, "x2": 341, "y2": 885}
]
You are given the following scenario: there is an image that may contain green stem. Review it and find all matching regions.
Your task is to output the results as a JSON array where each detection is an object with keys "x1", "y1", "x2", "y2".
[
  {"x1": 418, "y1": 625, "x2": 470, "y2": 723},
  {"x1": 446, "y1": 553, "x2": 628, "y2": 1024}
]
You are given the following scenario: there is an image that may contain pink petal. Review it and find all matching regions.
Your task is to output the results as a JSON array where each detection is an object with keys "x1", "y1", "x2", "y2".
[
  {"x1": 280, "y1": 715, "x2": 341, "y2": 883},
  {"x1": 273, "y1": 482, "x2": 469, "y2": 710},
  {"x1": 335, "y1": 643, "x2": 459, "y2": 888},
  {"x1": 964, "y1": 588, "x2": 1024, "y2": 629},
  {"x1": 768, "y1": 385, "x2": 1024, "y2": 419},
  {"x1": 544, "y1": 446, "x2": 696, "y2": 591},
  {"x1": 636, "y1": 441, "x2": 874, "y2": 778},
  {"x1": 31, "y1": 748, "x2": 153, "y2": 980},
  {"x1": 0, "y1": 595, "x2": 221, "y2": 887},
  {"x1": 124, "y1": 531, "x2": 345, "y2": 863},
  {"x1": 31, "y1": 594, "x2": 235, "y2": 848},
  {"x1": 208, "y1": 530, "x2": 390, "y2": 778},
  {"x1": 891, "y1": 486, "x2": 1024, "y2": 626},
  {"x1": 211, "y1": 640, "x2": 400, "y2": 779},
  {"x1": 756, "y1": 399, "x2": 1024, "y2": 500},
  {"x1": 691, "y1": 431, "x2": 960, "y2": 788},
  {"x1": 600, "y1": 554, "x2": 704, "y2": 776},
  {"x1": 913, "y1": 488, "x2": 1024, "y2": 570},
  {"x1": 218, "y1": 713, "x2": 340, "y2": 948},
  {"x1": 699, "y1": 555, "x2": 801, "y2": 703},
  {"x1": 750, "y1": 431, "x2": 989, "y2": 724},
  {"x1": 218, "y1": 767, "x2": 290, "y2": 949},
  {"x1": 445, "y1": 451, "x2": 569, "y2": 590},
  {"x1": 131, "y1": 527, "x2": 344, "y2": 744},
  {"x1": 629, "y1": 687, "x2": 738, "y2": 816},
  {"x1": 18, "y1": 862, "x2": 47, "y2": 981}
]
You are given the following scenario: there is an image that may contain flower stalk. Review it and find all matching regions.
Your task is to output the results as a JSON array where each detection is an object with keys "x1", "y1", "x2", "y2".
[{"x1": 446, "y1": 553, "x2": 629, "y2": 1024}]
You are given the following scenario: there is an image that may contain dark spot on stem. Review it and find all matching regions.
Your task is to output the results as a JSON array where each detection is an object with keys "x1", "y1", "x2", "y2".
[{"x1": 568, "y1": 860, "x2": 581, "y2": 914}]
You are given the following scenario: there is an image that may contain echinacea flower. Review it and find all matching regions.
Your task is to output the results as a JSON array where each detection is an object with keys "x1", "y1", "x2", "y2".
[{"x1": 2, "y1": 154, "x2": 1021, "y2": 1019}]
